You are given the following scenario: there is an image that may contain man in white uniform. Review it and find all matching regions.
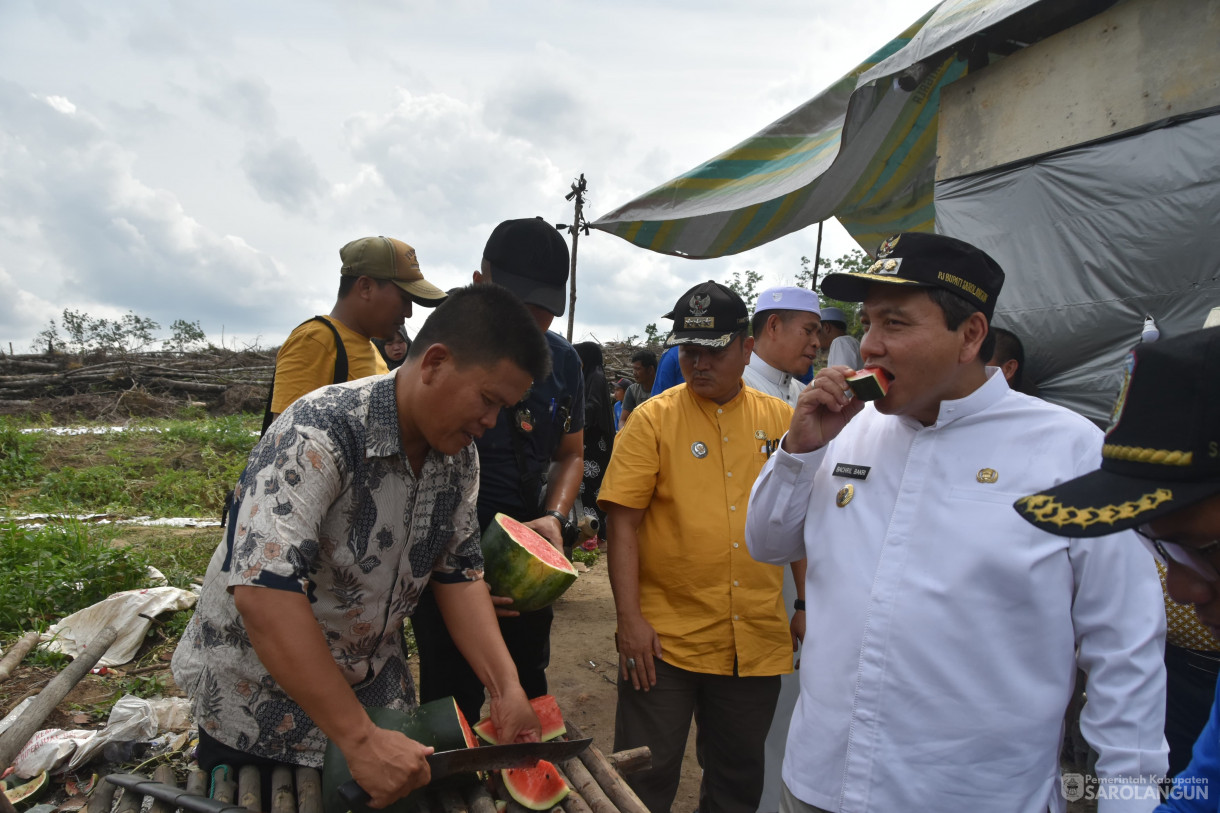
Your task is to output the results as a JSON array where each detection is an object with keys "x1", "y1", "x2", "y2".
[
  {"x1": 742, "y1": 286, "x2": 822, "y2": 407},
  {"x1": 740, "y1": 284, "x2": 820, "y2": 812},
  {"x1": 746, "y1": 232, "x2": 1167, "y2": 813},
  {"x1": 819, "y1": 306, "x2": 862, "y2": 371}
]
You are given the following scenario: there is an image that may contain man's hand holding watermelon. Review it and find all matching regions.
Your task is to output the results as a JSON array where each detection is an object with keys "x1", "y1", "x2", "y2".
[{"x1": 784, "y1": 365, "x2": 867, "y2": 454}]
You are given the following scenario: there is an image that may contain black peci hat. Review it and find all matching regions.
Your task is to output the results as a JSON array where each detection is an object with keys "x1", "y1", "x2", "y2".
[
  {"x1": 821, "y1": 232, "x2": 1004, "y2": 320},
  {"x1": 1015, "y1": 327, "x2": 1220, "y2": 537}
]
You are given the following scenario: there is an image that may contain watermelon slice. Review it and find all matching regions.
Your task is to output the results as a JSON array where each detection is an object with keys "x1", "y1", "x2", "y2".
[
  {"x1": 481, "y1": 514, "x2": 578, "y2": 612},
  {"x1": 4, "y1": 772, "x2": 48, "y2": 808},
  {"x1": 500, "y1": 760, "x2": 569, "y2": 810},
  {"x1": 321, "y1": 697, "x2": 477, "y2": 813},
  {"x1": 846, "y1": 367, "x2": 892, "y2": 401},
  {"x1": 473, "y1": 695, "x2": 567, "y2": 745}
]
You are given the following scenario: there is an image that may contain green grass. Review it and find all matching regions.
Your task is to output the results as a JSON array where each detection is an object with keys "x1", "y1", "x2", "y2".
[
  {"x1": 3, "y1": 414, "x2": 257, "y2": 516},
  {"x1": 0, "y1": 417, "x2": 44, "y2": 489},
  {"x1": 0, "y1": 521, "x2": 157, "y2": 635}
]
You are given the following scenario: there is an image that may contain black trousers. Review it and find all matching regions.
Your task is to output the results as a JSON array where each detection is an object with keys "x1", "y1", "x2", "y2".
[
  {"x1": 614, "y1": 658, "x2": 782, "y2": 813},
  {"x1": 1166, "y1": 643, "x2": 1220, "y2": 777},
  {"x1": 412, "y1": 583, "x2": 553, "y2": 725}
]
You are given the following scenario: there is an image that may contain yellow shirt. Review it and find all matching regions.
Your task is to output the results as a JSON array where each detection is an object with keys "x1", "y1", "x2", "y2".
[
  {"x1": 270, "y1": 316, "x2": 389, "y2": 414},
  {"x1": 598, "y1": 382, "x2": 794, "y2": 677}
]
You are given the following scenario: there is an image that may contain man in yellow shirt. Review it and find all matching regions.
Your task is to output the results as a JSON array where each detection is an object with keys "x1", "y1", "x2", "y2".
[
  {"x1": 265, "y1": 236, "x2": 446, "y2": 427},
  {"x1": 598, "y1": 281, "x2": 795, "y2": 813}
]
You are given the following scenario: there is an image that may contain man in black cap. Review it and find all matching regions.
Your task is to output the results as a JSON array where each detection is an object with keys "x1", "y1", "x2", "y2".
[
  {"x1": 1016, "y1": 327, "x2": 1220, "y2": 809},
  {"x1": 412, "y1": 217, "x2": 585, "y2": 725},
  {"x1": 598, "y1": 281, "x2": 795, "y2": 813},
  {"x1": 746, "y1": 232, "x2": 1167, "y2": 812}
]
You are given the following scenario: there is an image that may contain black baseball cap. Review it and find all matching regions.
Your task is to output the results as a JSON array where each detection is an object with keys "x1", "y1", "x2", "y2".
[
  {"x1": 1015, "y1": 327, "x2": 1220, "y2": 537},
  {"x1": 821, "y1": 232, "x2": 1005, "y2": 320},
  {"x1": 483, "y1": 217, "x2": 570, "y2": 316},
  {"x1": 664, "y1": 281, "x2": 749, "y2": 348}
]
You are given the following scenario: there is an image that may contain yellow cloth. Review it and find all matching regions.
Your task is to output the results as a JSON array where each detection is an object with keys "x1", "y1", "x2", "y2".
[
  {"x1": 598, "y1": 382, "x2": 794, "y2": 677},
  {"x1": 1159, "y1": 562, "x2": 1220, "y2": 651},
  {"x1": 270, "y1": 316, "x2": 389, "y2": 413}
]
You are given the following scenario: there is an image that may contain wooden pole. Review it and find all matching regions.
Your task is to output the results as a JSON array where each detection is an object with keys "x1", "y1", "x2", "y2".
[
  {"x1": 563, "y1": 722, "x2": 649, "y2": 813},
  {"x1": 0, "y1": 632, "x2": 40, "y2": 683},
  {"x1": 566, "y1": 220, "x2": 580, "y2": 343},
  {"x1": 0, "y1": 625, "x2": 118, "y2": 774}
]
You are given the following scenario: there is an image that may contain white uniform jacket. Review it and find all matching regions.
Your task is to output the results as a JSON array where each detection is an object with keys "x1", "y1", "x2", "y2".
[
  {"x1": 743, "y1": 353, "x2": 803, "y2": 407},
  {"x1": 746, "y1": 370, "x2": 1167, "y2": 813}
]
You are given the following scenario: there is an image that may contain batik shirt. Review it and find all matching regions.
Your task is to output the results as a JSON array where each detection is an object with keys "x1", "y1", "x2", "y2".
[{"x1": 171, "y1": 372, "x2": 482, "y2": 767}]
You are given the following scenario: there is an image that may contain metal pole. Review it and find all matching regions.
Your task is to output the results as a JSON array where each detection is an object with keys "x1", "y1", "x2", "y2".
[{"x1": 813, "y1": 221, "x2": 825, "y2": 291}]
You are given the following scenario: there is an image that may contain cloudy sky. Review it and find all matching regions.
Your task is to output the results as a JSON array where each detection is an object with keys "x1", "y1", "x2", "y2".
[{"x1": 0, "y1": 0, "x2": 919, "y2": 353}]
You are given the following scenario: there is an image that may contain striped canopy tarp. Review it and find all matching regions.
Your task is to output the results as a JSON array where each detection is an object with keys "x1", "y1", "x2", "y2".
[{"x1": 591, "y1": 0, "x2": 1107, "y2": 258}]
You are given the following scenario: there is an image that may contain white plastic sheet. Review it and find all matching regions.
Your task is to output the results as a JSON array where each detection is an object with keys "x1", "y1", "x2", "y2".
[
  {"x1": 40, "y1": 586, "x2": 196, "y2": 667},
  {"x1": 10, "y1": 696, "x2": 193, "y2": 777}
]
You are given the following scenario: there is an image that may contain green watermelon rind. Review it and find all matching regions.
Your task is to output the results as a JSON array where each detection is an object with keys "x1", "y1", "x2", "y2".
[
  {"x1": 4, "y1": 772, "x2": 48, "y2": 808},
  {"x1": 473, "y1": 694, "x2": 567, "y2": 745},
  {"x1": 321, "y1": 698, "x2": 475, "y2": 813},
  {"x1": 481, "y1": 513, "x2": 578, "y2": 613},
  {"x1": 500, "y1": 760, "x2": 570, "y2": 810}
]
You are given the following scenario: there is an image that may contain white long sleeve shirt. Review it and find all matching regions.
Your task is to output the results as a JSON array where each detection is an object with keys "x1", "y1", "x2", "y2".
[
  {"x1": 742, "y1": 352, "x2": 804, "y2": 407},
  {"x1": 746, "y1": 370, "x2": 1167, "y2": 813}
]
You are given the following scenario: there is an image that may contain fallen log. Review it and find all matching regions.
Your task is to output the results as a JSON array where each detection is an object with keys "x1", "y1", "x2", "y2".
[
  {"x1": 605, "y1": 748, "x2": 650, "y2": 776},
  {"x1": 0, "y1": 625, "x2": 118, "y2": 775}
]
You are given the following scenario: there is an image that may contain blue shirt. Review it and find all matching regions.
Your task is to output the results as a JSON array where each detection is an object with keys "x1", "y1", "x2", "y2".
[
  {"x1": 1159, "y1": 682, "x2": 1220, "y2": 811},
  {"x1": 651, "y1": 346, "x2": 685, "y2": 396},
  {"x1": 475, "y1": 330, "x2": 585, "y2": 525}
]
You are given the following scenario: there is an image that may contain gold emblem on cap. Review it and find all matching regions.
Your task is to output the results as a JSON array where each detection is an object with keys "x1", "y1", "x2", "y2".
[
  {"x1": 836, "y1": 484, "x2": 854, "y2": 507},
  {"x1": 976, "y1": 468, "x2": 998, "y2": 484},
  {"x1": 877, "y1": 234, "x2": 901, "y2": 257},
  {"x1": 884, "y1": 259, "x2": 898, "y2": 271}
]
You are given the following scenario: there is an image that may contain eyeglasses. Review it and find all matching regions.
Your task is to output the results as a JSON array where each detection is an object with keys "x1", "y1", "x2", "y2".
[{"x1": 1136, "y1": 526, "x2": 1220, "y2": 581}]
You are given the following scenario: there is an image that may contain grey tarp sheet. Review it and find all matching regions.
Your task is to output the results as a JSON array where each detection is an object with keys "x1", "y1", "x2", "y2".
[{"x1": 934, "y1": 112, "x2": 1220, "y2": 424}]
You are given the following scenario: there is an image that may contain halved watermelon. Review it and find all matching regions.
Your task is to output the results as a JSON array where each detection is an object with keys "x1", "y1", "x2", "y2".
[
  {"x1": 501, "y1": 760, "x2": 569, "y2": 810},
  {"x1": 321, "y1": 697, "x2": 477, "y2": 813},
  {"x1": 481, "y1": 514, "x2": 578, "y2": 612},
  {"x1": 846, "y1": 367, "x2": 892, "y2": 401},
  {"x1": 473, "y1": 695, "x2": 566, "y2": 745}
]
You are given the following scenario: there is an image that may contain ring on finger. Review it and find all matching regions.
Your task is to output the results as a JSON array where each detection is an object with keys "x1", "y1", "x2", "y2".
[{"x1": 626, "y1": 657, "x2": 637, "y2": 670}]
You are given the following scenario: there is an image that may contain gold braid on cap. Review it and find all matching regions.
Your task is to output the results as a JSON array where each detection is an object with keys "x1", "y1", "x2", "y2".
[
  {"x1": 1102, "y1": 444, "x2": 1193, "y2": 466},
  {"x1": 1015, "y1": 488, "x2": 1174, "y2": 529}
]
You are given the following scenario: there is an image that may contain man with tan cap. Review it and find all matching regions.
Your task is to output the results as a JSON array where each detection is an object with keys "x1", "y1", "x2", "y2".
[{"x1": 264, "y1": 236, "x2": 446, "y2": 428}]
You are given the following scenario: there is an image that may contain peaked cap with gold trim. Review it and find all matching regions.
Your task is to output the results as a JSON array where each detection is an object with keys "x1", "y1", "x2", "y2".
[
  {"x1": 820, "y1": 232, "x2": 1005, "y2": 321},
  {"x1": 1015, "y1": 326, "x2": 1220, "y2": 537}
]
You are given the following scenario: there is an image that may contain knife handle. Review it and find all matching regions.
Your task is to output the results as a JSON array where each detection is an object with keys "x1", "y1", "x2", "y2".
[{"x1": 337, "y1": 780, "x2": 371, "y2": 809}]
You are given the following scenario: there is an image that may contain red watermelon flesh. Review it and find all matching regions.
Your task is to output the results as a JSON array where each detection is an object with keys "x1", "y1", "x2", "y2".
[
  {"x1": 846, "y1": 367, "x2": 892, "y2": 401},
  {"x1": 473, "y1": 694, "x2": 567, "y2": 745},
  {"x1": 501, "y1": 760, "x2": 569, "y2": 810},
  {"x1": 481, "y1": 513, "x2": 578, "y2": 612}
]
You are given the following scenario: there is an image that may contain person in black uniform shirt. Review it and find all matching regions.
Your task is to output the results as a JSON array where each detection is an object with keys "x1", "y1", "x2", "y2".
[{"x1": 413, "y1": 217, "x2": 585, "y2": 723}]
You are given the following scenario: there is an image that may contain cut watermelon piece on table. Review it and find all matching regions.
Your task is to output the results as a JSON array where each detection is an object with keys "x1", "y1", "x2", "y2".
[
  {"x1": 473, "y1": 694, "x2": 567, "y2": 744},
  {"x1": 481, "y1": 513, "x2": 578, "y2": 612},
  {"x1": 846, "y1": 367, "x2": 892, "y2": 401},
  {"x1": 500, "y1": 760, "x2": 570, "y2": 810}
]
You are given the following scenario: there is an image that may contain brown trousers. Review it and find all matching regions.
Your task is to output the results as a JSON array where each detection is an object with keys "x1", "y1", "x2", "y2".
[{"x1": 614, "y1": 658, "x2": 781, "y2": 813}]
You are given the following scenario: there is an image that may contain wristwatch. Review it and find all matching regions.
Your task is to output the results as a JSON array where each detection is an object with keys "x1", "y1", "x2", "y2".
[
  {"x1": 793, "y1": 599, "x2": 806, "y2": 612},
  {"x1": 544, "y1": 510, "x2": 571, "y2": 532}
]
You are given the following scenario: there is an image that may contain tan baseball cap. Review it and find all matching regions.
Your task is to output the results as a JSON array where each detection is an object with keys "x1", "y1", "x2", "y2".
[{"x1": 339, "y1": 236, "x2": 447, "y2": 306}]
